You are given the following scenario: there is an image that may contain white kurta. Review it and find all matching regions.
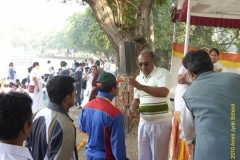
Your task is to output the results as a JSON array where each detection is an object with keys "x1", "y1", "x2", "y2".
[
  {"x1": 174, "y1": 66, "x2": 192, "y2": 111},
  {"x1": 213, "y1": 61, "x2": 222, "y2": 71},
  {"x1": 28, "y1": 68, "x2": 44, "y2": 114},
  {"x1": 81, "y1": 73, "x2": 94, "y2": 108}
]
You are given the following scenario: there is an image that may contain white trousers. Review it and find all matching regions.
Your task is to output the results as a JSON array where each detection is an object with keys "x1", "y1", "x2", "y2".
[{"x1": 138, "y1": 120, "x2": 172, "y2": 160}]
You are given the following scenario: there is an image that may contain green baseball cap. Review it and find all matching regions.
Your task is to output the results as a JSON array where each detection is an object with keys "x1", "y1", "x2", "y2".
[{"x1": 96, "y1": 72, "x2": 124, "y2": 86}]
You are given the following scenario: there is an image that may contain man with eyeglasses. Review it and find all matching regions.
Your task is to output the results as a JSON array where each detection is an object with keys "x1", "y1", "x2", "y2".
[{"x1": 128, "y1": 50, "x2": 172, "y2": 160}]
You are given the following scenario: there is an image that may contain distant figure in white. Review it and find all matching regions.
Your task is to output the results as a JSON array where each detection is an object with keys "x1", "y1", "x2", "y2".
[
  {"x1": 28, "y1": 62, "x2": 44, "y2": 114},
  {"x1": 103, "y1": 59, "x2": 110, "y2": 71},
  {"x1": 109, "y1": 60, "x2": 117, "y2": 76}
]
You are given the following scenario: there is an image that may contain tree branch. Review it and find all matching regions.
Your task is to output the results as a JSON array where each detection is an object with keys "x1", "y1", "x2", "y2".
[
  {"x1": 220, "y1": 30, "x2": 239, "y2": 49},
  {"x1": 121, "y1": 0, "x2": 141, "y2": 15}
]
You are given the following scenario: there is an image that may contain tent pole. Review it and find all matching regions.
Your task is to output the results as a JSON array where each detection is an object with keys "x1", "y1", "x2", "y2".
[
  {"x1": 184, "y1": 0, "x2": 191, "y2": 56},
  {"x1": 173, "y1": 22, "x2": 176, "y2": 43}
]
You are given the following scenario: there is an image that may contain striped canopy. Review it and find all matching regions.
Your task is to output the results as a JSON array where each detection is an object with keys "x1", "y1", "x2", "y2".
[{"x1": 177, "y1": 0, "x2": 240, "y2": 29}]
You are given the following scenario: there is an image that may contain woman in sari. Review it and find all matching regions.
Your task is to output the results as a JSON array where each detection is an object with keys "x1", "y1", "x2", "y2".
[
  {"x1": 80, "y1": 66, "x2": 99, "y2": 108},
  {"x1": 28, "y1": 62, "x2": 44, "y2": 114}
]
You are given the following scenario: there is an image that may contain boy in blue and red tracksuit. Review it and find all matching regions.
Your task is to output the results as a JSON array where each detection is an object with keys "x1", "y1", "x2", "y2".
[{"x1": 78, "y1": 72, "x2": 129, "y2": 160}]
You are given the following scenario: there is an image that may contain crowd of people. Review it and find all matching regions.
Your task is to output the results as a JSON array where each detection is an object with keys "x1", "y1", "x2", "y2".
[{"x1": 1, "y1": 48, "x2": 240, "y2": 160}]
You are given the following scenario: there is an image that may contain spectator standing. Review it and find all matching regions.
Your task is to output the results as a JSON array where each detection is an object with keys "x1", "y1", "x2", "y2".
[
  {"x1": 42, "y1": 84, "x2": 48, "y2": 107},
  {"x1": 88, "y1": 59, "x2": 94, "y2": 68},
  {"x1": 50, "y1": 66, "x2": 57, "y2": 77},
  {"x1": 84, "y1": 59, "x2": 88, "y2": 67},
  {"x1": 8, "y1": 62, "x2": 16, "y2": 83},
  {"x1": 128, "y1": 50, "x2": 172, "y2": 160},
  {"x1": 94, "y1": 60, "x2": 105, "y2": 75},
  {"x1": 72, "y1": 60, "x2": 77, "y2": 72},
  {"x1": 43, "y1": 60, "x2": 51, "y2": 80},
  {"x1": 0, "y1": 92, "x2": 33, "y2": 160},
  {"x1": 81, "y1": 63, "x2": 89, "y2": 102},
  {"x1": 74, "y1": 62, "x2": 83, "y2": 108},
  {"x1": 28, "y1": 62, "x2": 44, "y2": 114},
  {"x1": 26, "y1": 66, "x2": 33, "y2": 88},
  {"x1": 103, "y1": 59, "x2": 110, "y2": 71},
  {"x1": 60, "y1": 61, "x2": 70, "y2": 76},
  {"x1": 109, "y1": 60, "x2": 117, "y2": 76},
  {"x1": 78, "y1": 72, "x2": 128, "y2": 160},
  {"x1": 81, "y1": 66, "x2": 98, "y2": 108},
  {"x1": 26, "y1": 76, "x2": 78, "y2": 160}
]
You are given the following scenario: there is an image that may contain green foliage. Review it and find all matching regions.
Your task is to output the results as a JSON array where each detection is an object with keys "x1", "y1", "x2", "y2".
[
  {"x1": 65, "y1": 8, "x2": 114, "y2": 58},
  {"x1": 150, "y1": 0, "x2": 177, "y2": 69}
]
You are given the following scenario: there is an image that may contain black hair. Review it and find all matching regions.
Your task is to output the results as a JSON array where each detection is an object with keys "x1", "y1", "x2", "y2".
[
  {"x1": 28, "y1": 66, "x2": 33, "y2": 73},
  {"x1": 140, "y1": 50, "x2": 154, "y2": 60},
  {"x1": 47, "y1": 76, "x2": 76, "y2": 105},
  {"x1": 47, "y1": 60, "x2": 51, "y2": 64},
  {"x1": 75, "y1": 62, "x2": 80, "y2": 67},
  {"x1": 9, "y1": 82, "x2": 14, "y2": 87},
  {"x1": 182, "y1": 50, "x2": 213, "y2": 75},
  {"x1": 21, "y1": 78, "x2": 27, "y2": 85},
  {"x1": 84, "y1": 66, "x2": 89, "y2": 72},
  {"x1": 210, "y1": 48, "x2": 220, "y2": 56},
  {"x1": 60, "y1": 61, "x2": 67, "y2": 67},
  {"x1": 90, "y1": 66, "x2": 97, "y2": 70},
  {"x1": 79, "y1": 63, "x2": 83, "y2": 66},
  {"x1": 9, "y1": 62, "x2": 13, "y2": 67},
  {"x1": 97, "y1": 82, "x2": 117, "y2": 93},
  {"x1": 32, "y1": 62, "x2": 39, "y2": 68},
  {"x1": 0, "y1": 92, "x2": 32, "y2": 140}
]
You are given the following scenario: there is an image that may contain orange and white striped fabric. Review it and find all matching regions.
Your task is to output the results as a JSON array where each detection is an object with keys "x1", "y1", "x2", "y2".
[{"x1": 170, "y1": 43, "x2": 240, "y2": 99}]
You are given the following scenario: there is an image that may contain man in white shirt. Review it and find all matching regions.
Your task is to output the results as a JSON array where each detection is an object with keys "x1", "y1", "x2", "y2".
[
  {"x1": 128, "y1": 50, "x2": 172, "y2": 160},
  {"x1": 0, "y1": 92, "x2": 33, "y2": 160}
]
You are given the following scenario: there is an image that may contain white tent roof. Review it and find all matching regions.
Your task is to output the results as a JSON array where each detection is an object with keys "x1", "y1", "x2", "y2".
[{"x1": 177, "y1": 0, "x2": 240, "y2": 19}]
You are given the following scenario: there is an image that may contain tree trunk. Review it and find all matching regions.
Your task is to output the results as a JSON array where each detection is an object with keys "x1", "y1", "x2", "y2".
[{"x1": 84, "y1": 0, "x2": 154, "y2": 55}]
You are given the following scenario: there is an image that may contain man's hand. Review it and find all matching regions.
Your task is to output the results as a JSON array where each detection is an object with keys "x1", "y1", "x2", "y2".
[
  {"x1": 128, "y1": 78, "x2": 141, "y2": 90},
  {"x1": 127, "y1": 107, "x2": 138, "y2": 118}
]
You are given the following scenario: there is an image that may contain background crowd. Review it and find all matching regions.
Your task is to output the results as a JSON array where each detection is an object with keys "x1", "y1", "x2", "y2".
[{"x1": 1, "y1": 48, "x2": 239, "y2": 160}]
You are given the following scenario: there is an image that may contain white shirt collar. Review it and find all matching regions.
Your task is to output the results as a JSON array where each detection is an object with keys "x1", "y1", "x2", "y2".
[
  {"x1": 139, "y1": 66, "x2": 156, "y2": 83},
  {"x1": 0, "y1": 142, "x2": 33, "y2": 160}
]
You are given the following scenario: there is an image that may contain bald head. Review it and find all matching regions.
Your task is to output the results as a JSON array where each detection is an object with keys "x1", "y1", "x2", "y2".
[{"x1": 139, "y1": 50, "x2": 154, "y2": 60}]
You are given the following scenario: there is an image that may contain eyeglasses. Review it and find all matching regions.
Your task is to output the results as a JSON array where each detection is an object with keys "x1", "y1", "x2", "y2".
[{"x1": 138, "y1": 62, "x2": 152, "y2": 67}]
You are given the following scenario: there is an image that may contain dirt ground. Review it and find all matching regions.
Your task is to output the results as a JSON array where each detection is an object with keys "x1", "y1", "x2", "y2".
[{"x1": 69, "y1": 107, "x2": 139, "y2": 160}]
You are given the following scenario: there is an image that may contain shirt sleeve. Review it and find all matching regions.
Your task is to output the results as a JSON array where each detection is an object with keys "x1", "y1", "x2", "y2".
[
  {"x1": 31, "y1": 69, "x2": 38, "y2": 78},
  {"x1": 179, "y1": 100, "x2": 195, "y2": 144},
  {"x1": 110, "y1": 114, "x2": 128, "y2": 160},
  {"x1": 156, "y1": 69, "x2": 172, "y2": 90},
  {"x1": 178, "y1": 65, "x2": 185, "y2": 74},
  {"x1": 133, "y1": 76, "x2": 140, "y2": 99},
  {"x1": 78, "y1": 111, "x2": 86, "y2": 133},
  {"x1": 216, "y1": 61, "x2": 223, "y2": 69}
]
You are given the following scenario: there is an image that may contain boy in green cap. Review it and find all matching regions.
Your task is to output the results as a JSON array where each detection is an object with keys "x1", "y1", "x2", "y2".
[{"x1": 78, "y1": 72, "x2": 129, "y2": 160}]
